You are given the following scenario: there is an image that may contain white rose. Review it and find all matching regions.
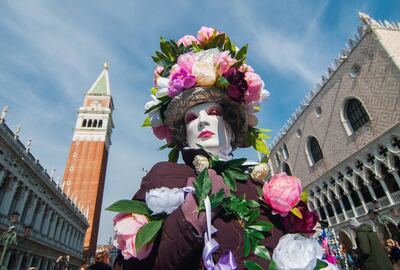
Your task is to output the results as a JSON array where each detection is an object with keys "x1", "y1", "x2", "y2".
[
  {"x1": 250, "y1": 163, "x2": 269, "y2": 181},
  {"x1": 145, "y1": 187, "x2": 185, "y2": 215},
  {"x1": 144, "y1": 95, "x2": 163, "y2": 127},
  {"x1": 192, "y1": 61, "x2": 217, "y2": 86},
  {"x1": 272, "y1": 234, "x2": 323, "y2": 270},
  {"x1": 156, "y1": 77, "x2": 169, "y2": 98},
  {"x1": 193, "y1": 155, "x2": 209, "y2": 173},
  {"x1": 195, "y1": 48, "x2": 219, "y2": 64}
]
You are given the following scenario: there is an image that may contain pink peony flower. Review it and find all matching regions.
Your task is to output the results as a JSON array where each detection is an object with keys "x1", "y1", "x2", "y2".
[
  {"x1": 152, "y1": 125, "x2": 173, "y2": 144},
  {"x1": 113, "y1": 213, "x2": 153, "y2": 260},
  {"x1": 197, "y1": 26, "x2": 218, "y2": 45},
  {"x1": 326, "y1": 255, "x2": 337, "y2": 265},
  {"x1": 216, "y1": 51, "x2": 236, "y2": 75},
  {"x1": 168, "y1": 68, "x2": 196, "y2": 97},
  {"x1": 238, "y1": 63, "x2": 254, "y2": 73},
  {"x1": 177, "y1": 35, "x2": 198, "y2": 47},
  {"x1": 153, "y1": 66, "x2": 164, "y2": 86},
  {"x1": 244, "y1": 71, "x2": 263, "y2": 103},
  {"x1": 263, "y1": 173, "x2": 302, "y2": 216},
  {"x1": 177, "y1": 52, "x2": 195, "y2": 73}
]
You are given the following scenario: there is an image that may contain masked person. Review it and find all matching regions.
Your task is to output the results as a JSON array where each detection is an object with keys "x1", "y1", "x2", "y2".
[{"x1": 112, "y1": 27, "x2": 320, "y2": 270}]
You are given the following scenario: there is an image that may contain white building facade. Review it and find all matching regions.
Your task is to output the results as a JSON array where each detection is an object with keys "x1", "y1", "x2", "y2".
[
  {"x1": 0, "y1": 116, "x2": 89, "y2": 270},
  {"x1": 269, "y1": 13, "x2": 400, "y2": 247}
]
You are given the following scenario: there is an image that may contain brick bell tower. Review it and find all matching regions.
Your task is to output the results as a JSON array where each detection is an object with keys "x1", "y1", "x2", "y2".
[{"x1": 63, "y1": 63, "x2": 114, "y2": 260}]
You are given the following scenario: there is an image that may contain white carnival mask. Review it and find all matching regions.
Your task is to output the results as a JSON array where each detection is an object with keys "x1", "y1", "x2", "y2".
[{"x1": 185, "y1": 102, "x2": 233, "y2": 159}]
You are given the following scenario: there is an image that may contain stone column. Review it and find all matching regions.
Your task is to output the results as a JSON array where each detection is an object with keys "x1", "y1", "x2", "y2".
[
  {"x1": 35, "y1": 257, "x2": 42, "y2": 269},
  {"x1": 337, "y1": 196, "x2": 349, "y2": 220},
  {"x1": 389, "y1": 169, "x2": 400, "y2": 190},
  {"x1": 14, "y1": 251, "x2": 24, "y2": 270},
  {"x1": 55, "y1": 219, "x2": 64, "y2": 241},
  {"x1": 322, "y1": 205, "x2": 331, "y2": 226},
  {"x1": 329, "y1": 201, "x2": 339, "y2": 224},
  {"x1": 24, "y1": 194, "x2": 38, "y2": 226},
  {"x1": 3, "y1": 250, "x2": 12, "y2": 269},
  {"x1": 377, "y1": 176, "x2": 394, "y2": 204},
  {"x1": 0, "y1": 168, "x2": 9, "y2": 187},
  {"x1": 15, "y1": 187, "x2": 29, "y2": 216},
  {"x1": 49, "y1": 214, "x2": 58, "y2": 239},
  {"x1": 42, "y1": 258, "x2": 49, "y2": 270},
  {"x1": 355, "y1": 189, "x2": 368, "y2": 214},
  {"x1": 0, "y1": 178, "x2": 18, "y2": 215},
  {"x1": 41, "y1": 208, "x2": 52, "y2": 236},
  {"x1": 33, "y1": 202, "x2": 46, "y2": 231},
  {"x1": 345, "y1": 192, "x2": 358, "y2": 217},
  {"x1": 26, "y1": 254, "x2": 34, "y2": 268}
]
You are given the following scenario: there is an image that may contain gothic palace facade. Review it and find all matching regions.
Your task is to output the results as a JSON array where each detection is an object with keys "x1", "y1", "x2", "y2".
[{"x1": 269, "y1": 13, "x2": 400, "y2": 247}]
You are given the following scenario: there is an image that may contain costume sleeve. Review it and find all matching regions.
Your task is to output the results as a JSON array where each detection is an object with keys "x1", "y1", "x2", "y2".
[
  {"x1": 357, "y1": 232, "x2": 371, "y2": 259},
  {"x1": 114, "y1": 162, "x2": 203, "y2": 270}
]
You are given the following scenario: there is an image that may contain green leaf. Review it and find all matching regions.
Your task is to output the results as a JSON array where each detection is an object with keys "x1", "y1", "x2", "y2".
[
  {"x1": 290, "y1": 207, "x2": 303, "y2": 219},
  {"x1": 150, "y1": 87, "x2": 158, "y2": 95},
  {"x1": 225, "y1": 168, "x2": 248, "y2": 181},
  {"x1": 247, "y1": 228, "x2": 264, "y2": 240},
  {"x1": 248, "y1": 221, "x2": 274, "y2": 232},
  {"x1": 192, "y1": 41, "x2": 201, "y2": 52},
  {"x1": 269, "y1": 260, "x2": 278, "y2": 270},
  {"x1": 254, "y1": 138, "x2": 270, "y2": 155},
  {"x1": 254, "y1": 245, "x2": 271, "y2": 261},
  {"x1": 105, "y1": 200, "x2": 150, "y2": 216},
  {"x1": 315, "y1": 259, "x2": 328, "y2": 270},
  {"x1": 246, "y1": 200, "x2": 260, "y2": 208},
  {"x1": 216, "y1": 76, "x2": 229, "y2": 89},
  {"x1": 224, "y1": 158, "x2": 247, "y2": 168},
  {"x1": 257, "y1": 127, "x2": 272, "y2": 133},
  {"x1": 301, "y1": 190, "x2": 308, "y2": 202},
  {"x1": 212, "y1": 33, "x2": 226, "y2": 48},
  {"x1": 235, "y1": 44, "x2": 248, "y2": 60},
  {"x1": 168, "y1": 145, "x2": 179, "y2": 162},
  {"x1": 158, "y1": 143, "x2": 174, "y2": 151},
  {"x1": 135, "y1": 219, "x2": 163, "y2": 252},
  {"x1": 141, "y1": 117, "x2": 151, "y2": 127},
  {"x1": 209, "y1": 189, "x2": 225, "y2": 209},
  {"x1": 160, "y1": 37, "x2": 173, "y2": 60},
  {"x1": 244, "y1": 260, "x2": 263, "y2": 270},
  {"x1": 246, "y1": 208, "x2": 260, "y2": 225},
  {"x1": 244, "y1": 231, "x2": 251, "y2": 257},
  {"x1": 193, "y1": 169, "x2": 212, "y2": 210},
  {"x1": 222, "y1": 171, "x2": 237, "y2": 192},
  {"x1": 256, "y1": 187, "x2": 263, "y2": 198}
]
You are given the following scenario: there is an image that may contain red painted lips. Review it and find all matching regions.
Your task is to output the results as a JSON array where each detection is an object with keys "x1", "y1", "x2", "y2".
[{"x1": 198, "y1": 130, "x2": 215, "y2": 138}]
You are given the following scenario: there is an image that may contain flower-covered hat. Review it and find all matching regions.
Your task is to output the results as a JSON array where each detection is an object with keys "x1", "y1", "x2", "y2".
[{"x1": 143, "y1": 27, "x2": 271, "y2": 160}]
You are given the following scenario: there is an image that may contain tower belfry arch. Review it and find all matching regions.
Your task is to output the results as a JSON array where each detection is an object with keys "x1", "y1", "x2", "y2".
[{"x1": 62, "y1": 63, "x2": 114, "y2": 260}]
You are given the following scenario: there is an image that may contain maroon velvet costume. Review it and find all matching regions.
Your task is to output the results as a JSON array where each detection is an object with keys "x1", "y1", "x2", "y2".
[{"x1": 113, "y1": 151, "x2": 292, "y2": 270}]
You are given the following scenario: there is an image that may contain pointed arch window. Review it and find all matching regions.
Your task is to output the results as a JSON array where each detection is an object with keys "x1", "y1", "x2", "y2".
[
  {"x1": 282, "y1": 162, "x2": 292, "y2": 176},
  {"x1": 344, "y1": 98, "x2": 370, "y2": 133},
  {"x1": 88, "y1": 119, "x2": 93, "y2": 128},
  {"x1": 98, "y1": 119, "x2": 103, "y2": 128},
  {"x1": 282, "y1": 143, "x2": 289, "y2": 160},
  {"x1": 93, "y1": 119, "x2": 98, "y2": 128},
  {"x1": 82, "y1": 119, "x2": 87, "y2": 127},
  {"x1": 306, "y1": 136, "x2": 323, "y2": 166}
]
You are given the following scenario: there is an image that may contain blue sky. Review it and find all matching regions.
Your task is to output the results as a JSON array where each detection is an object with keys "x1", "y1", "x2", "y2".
[{"x1": 0, "y1": 0, "x2": 399, "y2": 245}]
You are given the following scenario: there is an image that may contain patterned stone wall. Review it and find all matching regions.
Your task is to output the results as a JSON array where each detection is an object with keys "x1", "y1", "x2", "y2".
[{"x1": 271, "y1": 28, "x2": 400, "y2": 188}]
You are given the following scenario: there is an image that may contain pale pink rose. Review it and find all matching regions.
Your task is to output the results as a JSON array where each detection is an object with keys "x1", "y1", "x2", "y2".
[
  {"x1": 153, "y1": 66, "x2": 164, "y2": 86},
  {"x1": 152, "y1": 125, "x2": 173, "y2": 144},
  {"x1": 238, "y1": 63, "x2": 254, "y2": 73},
  {"x1": 113, "y1": 213, "x2": 153, "y2": 260},
  {"x1": 197, "y1": 26, "x2": 218, "y2": 45},
  {"x1": 177, "y1": 35, "x2": 198, "y2": 47},
  {"x1": 177, "y1": 52, "x2": 196, "y2": 73},
  {"x1": 244, "y1": 71, "x2": 263, "y2": 103},
  {"x1": 263, "y1": 173, "x2": 302, "y2": 216},
  {"x1": 216, "y1": 51, "x2": 237, "y2": 75}
]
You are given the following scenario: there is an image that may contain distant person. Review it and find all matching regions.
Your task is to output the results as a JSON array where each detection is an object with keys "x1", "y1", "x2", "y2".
[
  {"x1": 386, "y1": 239, "x2": 400, "y2": 265},
  {"x1": 54, "y1": 256, "x2": 69, "y2": 270},
  {"x1": 349, "y1": 218, "x2": 394, "y2": 270},
  {"x1": 88, "y1": 252, "x2": 112, "y2": 270}
]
